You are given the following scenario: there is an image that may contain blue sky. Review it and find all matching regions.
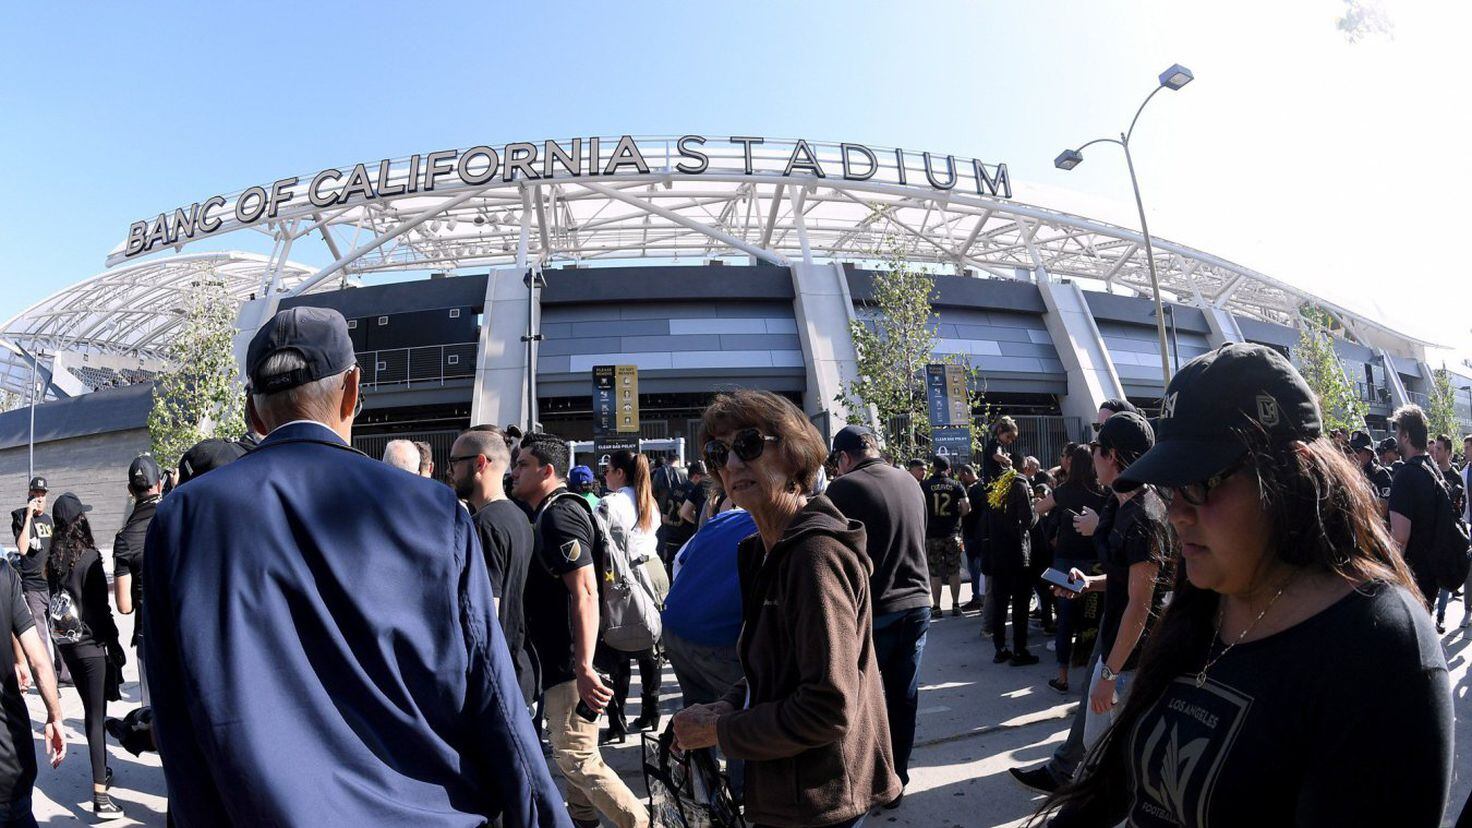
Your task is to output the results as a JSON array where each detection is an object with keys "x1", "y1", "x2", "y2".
[{"x1": 3, "y1": 0, "x2": 1468, "y2": 363}]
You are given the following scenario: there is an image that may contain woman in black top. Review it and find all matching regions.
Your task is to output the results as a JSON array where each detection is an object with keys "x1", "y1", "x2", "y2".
[
  {"x1": 1038, "y1": 344, "x2": 1453, "y2": 827},
  {"x1": 46, "y1": 494, "x2": 123, "y2": 817},
  {"x1": 1044, "y1": 444, "x2": 1108, "y2": 693}
]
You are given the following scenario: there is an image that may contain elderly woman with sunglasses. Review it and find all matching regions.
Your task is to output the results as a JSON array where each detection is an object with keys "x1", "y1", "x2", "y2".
[{"x1": 671, "y1": 390, "x2": 899, "y2": 828}]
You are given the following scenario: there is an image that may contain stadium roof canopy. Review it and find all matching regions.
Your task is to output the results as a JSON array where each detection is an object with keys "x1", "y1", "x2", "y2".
[
  {"x1": 2, "y1": 136, "x2": 1434, "y2": 399},
  {"x1": 0, "y1": 252, "x2": 317, "y2": 399}
]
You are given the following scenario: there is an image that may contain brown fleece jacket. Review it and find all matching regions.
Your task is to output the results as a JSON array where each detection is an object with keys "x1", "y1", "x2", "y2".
[{"x1": 716, "y1": 495, "x2": 900, "y2": 827}]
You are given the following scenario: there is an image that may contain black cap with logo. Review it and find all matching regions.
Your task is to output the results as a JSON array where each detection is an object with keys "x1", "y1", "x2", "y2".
[
  {"x1": 26, "y1": 476, "x2": 46, "y2": 492},
  {"x1": 1349, "y1": 431, "x2": 1375, "y2": 453},
  {"x1": 129, "y1": 455, "x2": 162, "y2": 489},
  {"x1": 246, "y1": 306, "x2": 357, "y2": 395},
  {"x1": 1115, "y1": 343, "x2": 1322, "y2": 493},
  {"x1": 1095, "y1": 411, "x2": 1156, "y2": 465},
  {"x1": 1376, "y1": 437, "x2": 1399, "y2": 456},
  {"x1": 178, "y1": 439, "x2": 249, "y2": 486}
]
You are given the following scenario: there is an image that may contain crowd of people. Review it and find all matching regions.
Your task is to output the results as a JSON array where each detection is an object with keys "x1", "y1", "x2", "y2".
[{"x1": 0, "y1": 306, "x2": 1467, "y2": 827}]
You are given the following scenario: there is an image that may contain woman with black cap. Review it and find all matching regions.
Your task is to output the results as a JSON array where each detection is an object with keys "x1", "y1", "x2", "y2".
[
  {"x1": 46, "y1": 493, "x2": 124, "y2": 817},
  {"x1": 1037, "y1": 343, "x2": 1453, "y2": 827}
]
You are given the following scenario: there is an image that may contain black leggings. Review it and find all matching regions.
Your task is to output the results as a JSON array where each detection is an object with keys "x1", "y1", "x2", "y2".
[
  {"x1": 603, "y1": 646, "x2": 661, "y2": 730},
  {"x1": 59, "y1": 647, "x2": 109, "y2": 785}
]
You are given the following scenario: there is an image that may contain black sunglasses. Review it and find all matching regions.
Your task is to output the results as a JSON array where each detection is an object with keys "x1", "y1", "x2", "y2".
[
  {"x1": 1170, "y1": 454, "x2": 1249, "y2": 506},
  {"x1": 704, "y1": 428, "x2": 780, "y2": 469}
]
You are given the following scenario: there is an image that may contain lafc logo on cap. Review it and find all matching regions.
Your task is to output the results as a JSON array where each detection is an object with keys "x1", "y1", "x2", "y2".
[
  {"x1": 561, "y1": 539, "x2": 582, "y2": 563},
  {"x1": 1256, "y1": 394, "x2": 1280, "y2": 427},
  {"x1": 1161, "y1": 392, "x2": 1179, "y2": 420}
]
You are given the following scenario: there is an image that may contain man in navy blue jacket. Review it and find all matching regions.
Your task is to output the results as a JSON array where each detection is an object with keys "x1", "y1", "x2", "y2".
[{"x1": 144, "y1": 306, "x2": 569, "y2": 827}]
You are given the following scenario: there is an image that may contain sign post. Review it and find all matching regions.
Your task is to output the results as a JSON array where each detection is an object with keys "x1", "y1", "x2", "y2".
[
  {"x1": 593, "y1": 364, "x2": 641, "y2": 464},
  {"x1": 925, "y1": 363, "x2": 972, "y2": 465}
]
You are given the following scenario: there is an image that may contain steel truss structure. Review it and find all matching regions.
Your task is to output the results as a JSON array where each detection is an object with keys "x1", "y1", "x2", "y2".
[{"x1": 2, "y1": 137, "x2": 1430, "y2": 399}]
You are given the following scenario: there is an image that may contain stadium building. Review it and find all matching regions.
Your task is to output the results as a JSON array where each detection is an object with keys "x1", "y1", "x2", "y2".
[{"x1": 2, "y1": 135, "x2": 1468, "y2": 540}]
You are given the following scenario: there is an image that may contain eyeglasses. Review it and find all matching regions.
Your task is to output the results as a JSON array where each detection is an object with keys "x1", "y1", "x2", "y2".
[
  {"x1": 1170, "y1": 455, "x2": 1249, "y2": 506},
  {"x1": 704, "y1": 428, "x2": 780, "y2": 469},
  {"x1": 447, "y1": 454, "x2": 482, "y2": 467}
]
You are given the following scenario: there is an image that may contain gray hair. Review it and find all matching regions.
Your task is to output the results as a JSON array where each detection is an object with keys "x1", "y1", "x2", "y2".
[
  {"x1": 382, "y1": 440, "x2": 420, "y2": 473},
  {"x1": 249, "y1": 351, "x2": 351, "y2": 429}
]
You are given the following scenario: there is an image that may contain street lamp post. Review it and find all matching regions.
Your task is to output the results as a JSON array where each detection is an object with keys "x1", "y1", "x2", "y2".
[{"x1": 1055, "y1": 63, "x2": 1194, "y2": 388}]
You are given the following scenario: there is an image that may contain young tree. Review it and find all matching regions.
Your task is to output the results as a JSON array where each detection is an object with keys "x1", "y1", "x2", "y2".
[
  {"x1": 837, "y1": 238, "x2": 987, "y2": 463},
  {"x1": 1426, "y1": 366, "x2": 1459, "y2": 445},
  {"x1": 148, "y1": 276, "x2": 245, "y2": 467},
  {"x1": 1294, "y1": 306, "x2": 1367, "y2": 435}
]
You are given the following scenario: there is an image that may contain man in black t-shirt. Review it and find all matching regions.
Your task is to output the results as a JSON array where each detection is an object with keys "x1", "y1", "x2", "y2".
[
  {"x1": 922, "y1": 456, "x2": 970, "y2": 617},
  {"x1": 10, "y1": 477, "x2": 70, "y2": 687},
  {"x1": 113, "y1": 456, "x2": 163, "y2": 703},
  {"x1": 1429, "y1": 434, "x2": 1466, "y2": 632},
  {"x1": 0, "y1": 559, "x2": 67, "y2": 819},
  {"x1": 957, "y1": 464, "x2": 986, "y2": 612},
  {"x1": 450, "y1": 428, "x2": 536, "y2": 707},
  {"x1": 1388, "y1": 405, "x2": 1444, "y2": 603},
  {"x1": 660, "y1": 461, "x2": 707, "y2": 564},
  {"x1": 511, "y1": 433, "x2": 645, "y2": 828}
]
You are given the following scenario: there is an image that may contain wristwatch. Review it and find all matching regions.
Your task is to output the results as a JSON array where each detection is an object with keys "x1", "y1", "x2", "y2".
[{"x1": 1100, "y1": 663, "x2": 1121, "y2": 682}]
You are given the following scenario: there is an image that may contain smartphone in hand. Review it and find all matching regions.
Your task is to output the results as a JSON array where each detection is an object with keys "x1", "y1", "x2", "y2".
[{"x1": 1041, "y1": 567, "x2": 1085, "y2": 596}]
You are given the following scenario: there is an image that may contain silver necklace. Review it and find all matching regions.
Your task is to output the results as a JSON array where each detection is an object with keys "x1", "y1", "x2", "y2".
[{"x1": 1194, "y1": 576, "x2": 1297, "y2": 688}]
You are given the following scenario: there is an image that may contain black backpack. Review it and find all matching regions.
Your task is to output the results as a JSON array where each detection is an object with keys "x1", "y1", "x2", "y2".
[{"x1": 1417, "y1": 462, "x2": 1472, "y2": 591}]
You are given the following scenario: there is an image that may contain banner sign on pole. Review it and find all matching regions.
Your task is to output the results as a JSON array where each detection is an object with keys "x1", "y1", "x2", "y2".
[
  {"x1": 593, "y1": 365, "x2": 616, "y2": 434},
  {"x1": 594, "y1": 435, "x2": 640, "y2": 466},
  {"x1": 615, "y1": 365, "x2": 639, "y2": 433},
  {"x1": 926, "y1": 363, "x2": 971, "y2": 427}
]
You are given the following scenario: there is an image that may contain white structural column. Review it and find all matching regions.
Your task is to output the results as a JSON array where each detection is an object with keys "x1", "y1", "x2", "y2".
[
  {"x1": 1376, "y1": 347, "x2": 1411, "y2": 409},
  {"x1": 231, "y1": 295, "x2": 282, "y2": 382},
  {"x1": 470, "y1": 268, "x2": 532, "y2": 428},
  {"x1": 789, "y1": 260, "x2": 862, "y2": 425},
  {"x1": 1037, "y1": 279, "x2": 1126, "y2": 432},
  {"x1": 1201, "y1": 305, "x2": 1245, "y2": 348}
]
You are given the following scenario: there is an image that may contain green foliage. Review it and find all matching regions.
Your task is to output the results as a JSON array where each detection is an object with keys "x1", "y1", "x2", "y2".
[
  {"x1": 837, "y1": 237, "x2": 989, "y2": 463},
  {"x1": 1294, "y1": 306, "x2": 1366, "y2": 434},
  {"x1": 148, "y1": 277, "x2": 245, "y2": 468},
  {"x1": 1427, "y1": 367, "x2": 1459, "y2": 444}
]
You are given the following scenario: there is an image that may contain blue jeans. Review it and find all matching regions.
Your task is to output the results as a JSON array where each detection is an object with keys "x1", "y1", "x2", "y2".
[
  {"x1": 1052, "y1": 558, "x2": 1091, "y2": 668},
  {"x1": 871, "y1": 606, "x2": 931, "y2": 786}
]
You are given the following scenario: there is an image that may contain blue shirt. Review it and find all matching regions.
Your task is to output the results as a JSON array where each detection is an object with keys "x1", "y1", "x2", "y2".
[
  {"x1": 143, "y1": 422, "x2": 569, "y2": 827},
  {"x1": 662, "y1": 509, "x2": 755, "y2": 648}
]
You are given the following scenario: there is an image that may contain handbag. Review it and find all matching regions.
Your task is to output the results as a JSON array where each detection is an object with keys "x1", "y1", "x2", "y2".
[
  {"x1": 642, "y1": 726, "x2": 745, "y2": 828},
  {"x1": 48, "y1": 589, "x2": 86, "y2": 644}
]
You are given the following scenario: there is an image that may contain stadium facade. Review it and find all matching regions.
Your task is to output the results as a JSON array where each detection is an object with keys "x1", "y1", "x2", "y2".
[{"x1": 2, "y1": 135, "x2": 1468, "y2": 541}]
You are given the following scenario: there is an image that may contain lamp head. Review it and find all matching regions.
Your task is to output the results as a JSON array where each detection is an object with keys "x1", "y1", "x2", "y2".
[
  {"x1": 1054, "y1": 149, "x2": 1083, "y2": 171},
  {"x1": 1159, "y1": 64, "x2": 1194, "y2": 90}
]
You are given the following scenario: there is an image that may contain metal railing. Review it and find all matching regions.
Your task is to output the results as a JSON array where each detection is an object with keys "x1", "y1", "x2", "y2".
[{"x1": 357, "y1": 342, "x2": 477, "y2": 389}]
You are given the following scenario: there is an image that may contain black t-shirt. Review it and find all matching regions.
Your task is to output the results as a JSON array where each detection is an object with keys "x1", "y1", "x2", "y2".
[
  {"x1": 1104, "y1": 583, "x2": 1452, "y2": 828},
  {"x1": 1098, "y1": 490, "x2": 1167, "y2": 671},
  {"x1": 112, "y1": 495, "x2": 159, "y2": 646},
  {"x1": 47, "y1": 546, "x2": 118, "y2": 657},
  {"x1": 524, "y1": 490, "x2": 597, "y2": 691},
  {"x1": 661, "y1": 480, "x2": 704, "y2": 551},
  {"x1": 1361, "y1": 460, "x2": 1393, "y2": 502},
  {"x1": 1388, "y1": 456, "x2": 1443, "y2": 572},
  {"x1": 9, "y1": 508, "x2": 51, "y2": 593},
  {"x1": 0, "y1": 562, "x2": 37, "y2": 804},
  {"x1": 922, "y1": 474, "x2": 968, "y2": 538},
  {"x1": 472, "y1": 499, "x2": 535, "y2": 705},
  {"x1": 982, "y1": 437, "x2": 1006, "y2": 484},
  {"x1": 1051, "y1": 483, "x2": 1109, "y2": 563}
]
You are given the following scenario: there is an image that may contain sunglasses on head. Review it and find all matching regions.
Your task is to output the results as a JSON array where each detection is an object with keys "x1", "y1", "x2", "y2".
[{"x1": 704, "y1": 428, "x2": 780, "y2": 469}]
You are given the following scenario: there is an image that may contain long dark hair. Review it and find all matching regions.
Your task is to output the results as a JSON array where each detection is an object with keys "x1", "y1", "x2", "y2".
[
  {"x1": 46, "y1": 516, "x2": 95, "y2": 586},
  {"x1": 607, "y1": 450, "x2": 657, "y2": 532},
  {"x1": 1059, "y1": 444, "x2": 1101, "y2": 496},
  {"x1": 1034, "y1": 432, "x2": 1419, "y2": 824}
]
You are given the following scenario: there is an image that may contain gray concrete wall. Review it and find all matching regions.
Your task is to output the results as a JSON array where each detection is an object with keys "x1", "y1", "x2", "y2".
[{"x1": 0, "y1": 427, "x2": 150, "y2": 550}]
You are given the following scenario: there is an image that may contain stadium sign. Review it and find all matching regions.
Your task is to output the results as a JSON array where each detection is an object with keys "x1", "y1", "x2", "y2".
[{"x1": 121, "y1": 135, "x2": 1011, "y2": 259}]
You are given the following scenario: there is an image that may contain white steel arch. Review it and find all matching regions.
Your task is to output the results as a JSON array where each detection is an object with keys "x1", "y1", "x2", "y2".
[{"x1": 0, "y1": 252, "x2": 319, "y2": 398}]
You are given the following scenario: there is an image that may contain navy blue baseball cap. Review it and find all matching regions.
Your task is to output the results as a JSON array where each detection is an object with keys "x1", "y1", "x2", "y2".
[
  {"x1": 1116, "y1": 343, "x2": 1321, "y2": 492},
  {"x1": 246, "y1": 307, "x2": 357, "y2": 394}
]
